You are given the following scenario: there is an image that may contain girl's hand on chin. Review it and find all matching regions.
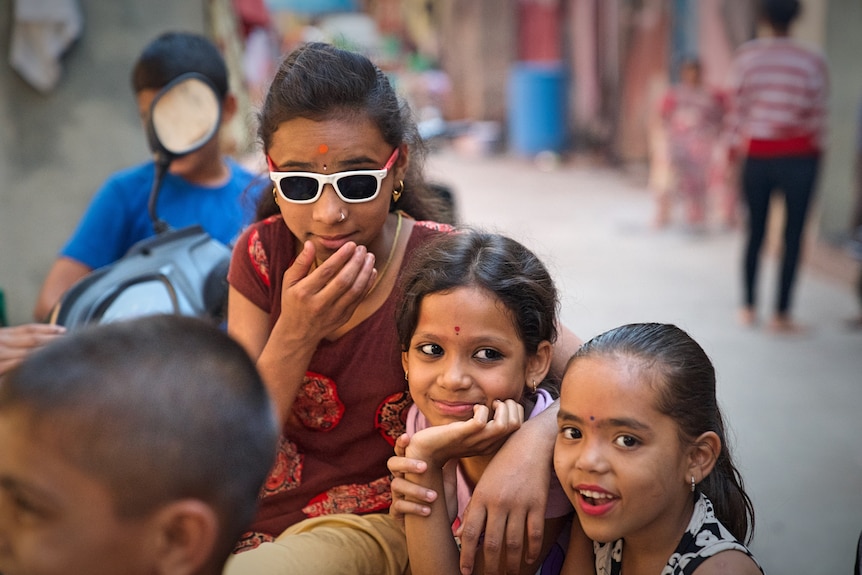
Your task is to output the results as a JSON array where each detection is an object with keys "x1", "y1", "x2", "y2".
[
  {"x1": 407, "y1": 400, "x2": 524, "y2": 465},
  {"x1": 277, "y1": 240, "x2": 376, "y2": 340}
]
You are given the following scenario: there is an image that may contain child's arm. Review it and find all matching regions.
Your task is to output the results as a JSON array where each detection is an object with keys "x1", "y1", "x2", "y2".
[
  {"x1": 403, "y1": 457, "x2": 460, "y2": 575},
  {"x1": 459, "y1": 399, "x2": 559, "y2": 574},
  {"x1": 459, "y1": 322, "x2": 579, "y2": 574},
  {"x1": 402, "y1": 401, "x2": 524, "y2": 575},
  {"x1": 388, "y1": 433, "x2": 434, "y2": 526}
]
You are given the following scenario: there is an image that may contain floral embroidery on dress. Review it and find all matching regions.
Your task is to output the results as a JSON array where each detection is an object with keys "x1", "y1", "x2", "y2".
[
  {"x1": 415, "y1": 220, "x2": 455, "y2": 233},
  {"x1": 260, "y1": 436, "x2": 302, "y2": 497},
  {"x1": 247, "y1": 226, "x2": 270, "y2": 287},
  {"x1": 292, "y1": 372, "x2": 345, "y2": 431},
  {"x1": 595, "y1": 494, "x2": 762, "y2": 575},
  {"x1": 375, "y1": 390, "x2": 411, "y2": 446},
  {"x1": 302, "y1": 476, "x2": 393, "y2": 517},
  {"x1": 233, "y1": 530, "x2": 275, "y2": 554}
]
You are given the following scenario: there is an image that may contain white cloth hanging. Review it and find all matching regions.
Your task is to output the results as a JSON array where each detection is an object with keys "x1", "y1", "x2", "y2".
[{"x1": 10, "y1": 0, "x2": 83, "y2": 93}]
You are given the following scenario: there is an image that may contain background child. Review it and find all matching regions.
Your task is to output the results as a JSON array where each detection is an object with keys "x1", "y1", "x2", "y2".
[
  {"x1": 387, "y1": 230, "x2": 592, "y2": 575},
  {"x1": 0, "y1": 314, "x2": 278, "y2": 575},
  {"x1": 657, "y1": 58, "x2": 726, "y2": 230},
  {"x1": 33, "y1": 31, "x2": 259, "y2": 322},
  {"x1": 554, "y1": 322, "x2": 762, "y2": 575}
]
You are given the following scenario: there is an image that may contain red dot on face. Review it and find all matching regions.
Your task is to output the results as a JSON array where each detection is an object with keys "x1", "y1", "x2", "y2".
[
  {"x1": 454, "y1": 326, "x2": 460, "y2": 334},
  {"x1": 318, "y1": 144, "x2": 329, "y2": 154}
]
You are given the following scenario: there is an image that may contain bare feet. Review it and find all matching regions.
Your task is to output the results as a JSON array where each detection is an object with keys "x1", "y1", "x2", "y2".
[
  {"x1": 738, "y1": 307, "x2": 756, "y2": 327},
  {"x1": 767, "y1": 315, "x2": 809, "y2": 335}
]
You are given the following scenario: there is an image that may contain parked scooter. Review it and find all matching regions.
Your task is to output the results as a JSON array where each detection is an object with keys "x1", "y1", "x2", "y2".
[{"x1": 49, "y1": 73, "x2": 234, "y2": 329}]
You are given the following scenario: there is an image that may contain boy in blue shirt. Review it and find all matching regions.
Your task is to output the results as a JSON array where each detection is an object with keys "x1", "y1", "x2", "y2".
[{"x1": 33, "y1": 31, "x2": 257, "y2": 321}]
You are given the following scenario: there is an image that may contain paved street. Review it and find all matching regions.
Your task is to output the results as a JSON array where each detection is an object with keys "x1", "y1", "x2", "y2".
[{"x1": 426, "y1": 147, "x2": 862, "y2": 574}]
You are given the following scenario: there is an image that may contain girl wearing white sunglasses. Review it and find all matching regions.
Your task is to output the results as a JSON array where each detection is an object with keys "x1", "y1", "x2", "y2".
[{"x1": 224, "y1": 42, "x2": 582, "y2": 575}]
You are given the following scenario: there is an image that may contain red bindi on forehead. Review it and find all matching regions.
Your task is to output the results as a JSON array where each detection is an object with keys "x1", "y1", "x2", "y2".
[
  {"x1": 454, "y1": 326, "x2": 460, "y2": 335},
  {"x1": 318, "y1": 143, "x2": 328, "y2": 154}
]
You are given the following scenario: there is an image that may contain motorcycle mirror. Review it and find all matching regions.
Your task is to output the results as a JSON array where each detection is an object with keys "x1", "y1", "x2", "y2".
[
  {"x1": 146, "y1": 72, "x2": 221, "y2": 159},
  {"x1": 145, "y1": 72, "x2": 222, "y2": 233}
]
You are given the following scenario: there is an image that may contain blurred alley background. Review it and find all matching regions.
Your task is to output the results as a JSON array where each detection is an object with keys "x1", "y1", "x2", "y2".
[{"x1": 1, "y1": 0, "x2": 860, "y2": 572}]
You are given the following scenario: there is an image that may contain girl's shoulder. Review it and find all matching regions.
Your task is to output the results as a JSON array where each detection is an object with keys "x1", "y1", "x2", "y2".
[
  {"x1": 242, "y1": 215, "x2": 290, "y2": 244},
  {"x1": 231, "y1": 215, "x2": 295, "y2": 288},
  {"x1": 413, "y1": 219, "x2": 455, "y2": 234},
  {"x1": 668, "y1": 494, "x2": 763, "y2": 575},
  {"x1": 691, "y1": 550, "x2": 762, "y2": 575},
  {"x1": 404, "y1": 218, "x2": 454, "y2": 252}
]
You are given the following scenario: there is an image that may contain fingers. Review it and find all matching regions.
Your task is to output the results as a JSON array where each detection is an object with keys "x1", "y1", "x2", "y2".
[
  {"x1": 393, "y1": 433, "x2": 410, "y2": 458},
  {"x1": 457, "y1": 502, "x2": 486, "y2": 575},
  {"x1": 522, "y1": 508, "x2": 546, "y2": 567},
  {"x1": 387, "y1": 453, "x2": 427, "y2": 477},
  {"x1": 389, "y1": 496, "x2": 432, "y2": 521},
  {"x1": 277, "y1": 241, "x2": 376, "y2": 338},
  {"x1": 18, "y1": 323, "x2": 66, "y2": 336},
  {"x1": 390, "y1": 476, "x2": 436, "y2": 513},
  {"x1": 291, "y1": 240, "x2": 317, "y2": 280},
  {"x1": 314, "y1": 243, "x2": 376, "y2": 301},
  {"x1": 0, "y1": 323, "x2": 66, "y2": 349},
  {"x1": 486, "y1": 399, "x2": 524, "y2": 431},
  {"x1": 478, "y1": 509, "x2": 509, "y2": 575},
  {"x1": 472, "y1": 403, "x2": 489, "y2": 424},
  {"x1": 284, "y1": 241, "x2": 376, "y2": 297},
  {"x1": 467, "y1": 506, "x2": 530, "y2": 575},
  {"x1": 0, "y1": 324, "x2": 66, "y2": 377}
]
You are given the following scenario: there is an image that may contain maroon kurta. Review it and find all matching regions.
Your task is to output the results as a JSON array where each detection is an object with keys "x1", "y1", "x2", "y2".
[{"x1": 227, "y1": 215, "x2": 448, "y2": 548}]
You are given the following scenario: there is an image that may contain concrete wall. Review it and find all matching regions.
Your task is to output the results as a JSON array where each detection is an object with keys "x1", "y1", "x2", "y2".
[
  {"x1": 437, "y1": 0, "x2": 516, "y2": 122},
  {"x1": 819, "y1": 0, "x2": 862, "y2": 242},
  {"x1": 784, "y1": 0, "x2": 861, "y2": 245},
  {"x1": 0, "y1": 0, "x2": 206, "y2": 325}
]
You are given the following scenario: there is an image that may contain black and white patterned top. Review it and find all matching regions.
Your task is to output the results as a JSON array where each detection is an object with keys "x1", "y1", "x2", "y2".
[{"x1": 594, "y1": 493, "x2": 763, "y2": 574}]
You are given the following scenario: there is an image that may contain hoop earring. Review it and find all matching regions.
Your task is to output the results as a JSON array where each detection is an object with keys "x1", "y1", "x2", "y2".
[
  {"x1": 272, "y1": 188, "x2": 279, "y2": 205},
  {"x1": 530, "y1": 379, "x2": 537, "y2": 393},
  {"x1": 392, "y1": 180, "x2": 404, "y2": 203},
  {"x1": 691, "y1": 475, "x2": 696, "y2": 493}
]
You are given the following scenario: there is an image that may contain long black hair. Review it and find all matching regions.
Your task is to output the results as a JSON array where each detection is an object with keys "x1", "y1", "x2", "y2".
[
  {"x1": 254, "y1": 42, "x2": 449, "y2": 223},
  {"x1": 569, "y1": 322, "x2": 756, "y2": 543}
]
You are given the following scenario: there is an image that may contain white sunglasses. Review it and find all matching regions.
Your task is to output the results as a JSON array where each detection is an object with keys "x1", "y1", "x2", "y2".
[{"x1": 268, "y1": 148, "x2": 399, "y2": 204}]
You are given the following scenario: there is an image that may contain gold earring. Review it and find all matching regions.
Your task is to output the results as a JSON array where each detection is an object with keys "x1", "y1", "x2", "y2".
[
  {"x1": 392, "y1": 180, "x2": 404, "y2": 203},
  {"x1": 272, "y1": 188, "x2": 279, "y2": 205},
  {"x1": 530, "y1": 379, "x2": 537, "y2": 393},
  {"x1": 404, "y1": 370, "x2": 408, "y2": 381}
]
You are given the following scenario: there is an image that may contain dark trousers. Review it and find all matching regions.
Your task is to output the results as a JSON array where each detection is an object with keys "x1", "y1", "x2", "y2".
[{"x1": 741, "y1": 155, "x2": 820, "y2": 315}]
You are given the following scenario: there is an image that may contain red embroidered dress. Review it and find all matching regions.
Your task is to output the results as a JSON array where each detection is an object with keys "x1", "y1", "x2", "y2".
[{"x1": 227, "y1": 216, "x2": 449, "y2": 548}]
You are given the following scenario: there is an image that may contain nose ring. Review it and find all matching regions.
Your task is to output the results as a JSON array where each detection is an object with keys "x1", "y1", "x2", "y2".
[{"x1": 338, "y1": 210, "x2": 346, "y2": 222}]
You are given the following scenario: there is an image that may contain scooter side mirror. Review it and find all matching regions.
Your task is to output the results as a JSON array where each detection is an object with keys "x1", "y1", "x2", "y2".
[
  {"x1": 146, "y1": 72, "x2": 222, "y2": 160},
  {"x1": 144, "y1": 73, "x2": 222, "y2": 233}
]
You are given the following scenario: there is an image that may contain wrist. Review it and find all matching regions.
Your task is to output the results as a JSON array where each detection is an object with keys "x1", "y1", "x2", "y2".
[{"x1": 405, "y1": 442, "x2": 446, "y2": 469}]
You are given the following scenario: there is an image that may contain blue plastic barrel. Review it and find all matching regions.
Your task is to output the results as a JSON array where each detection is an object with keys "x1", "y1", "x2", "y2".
[{"x1": 507, "y1": 62, "x2": 567, "y2": 155}]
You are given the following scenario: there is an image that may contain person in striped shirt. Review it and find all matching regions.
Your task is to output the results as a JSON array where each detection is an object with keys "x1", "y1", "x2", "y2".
[{"x1": 725, "y1": 0, "x2": 828, "y2": 334}]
